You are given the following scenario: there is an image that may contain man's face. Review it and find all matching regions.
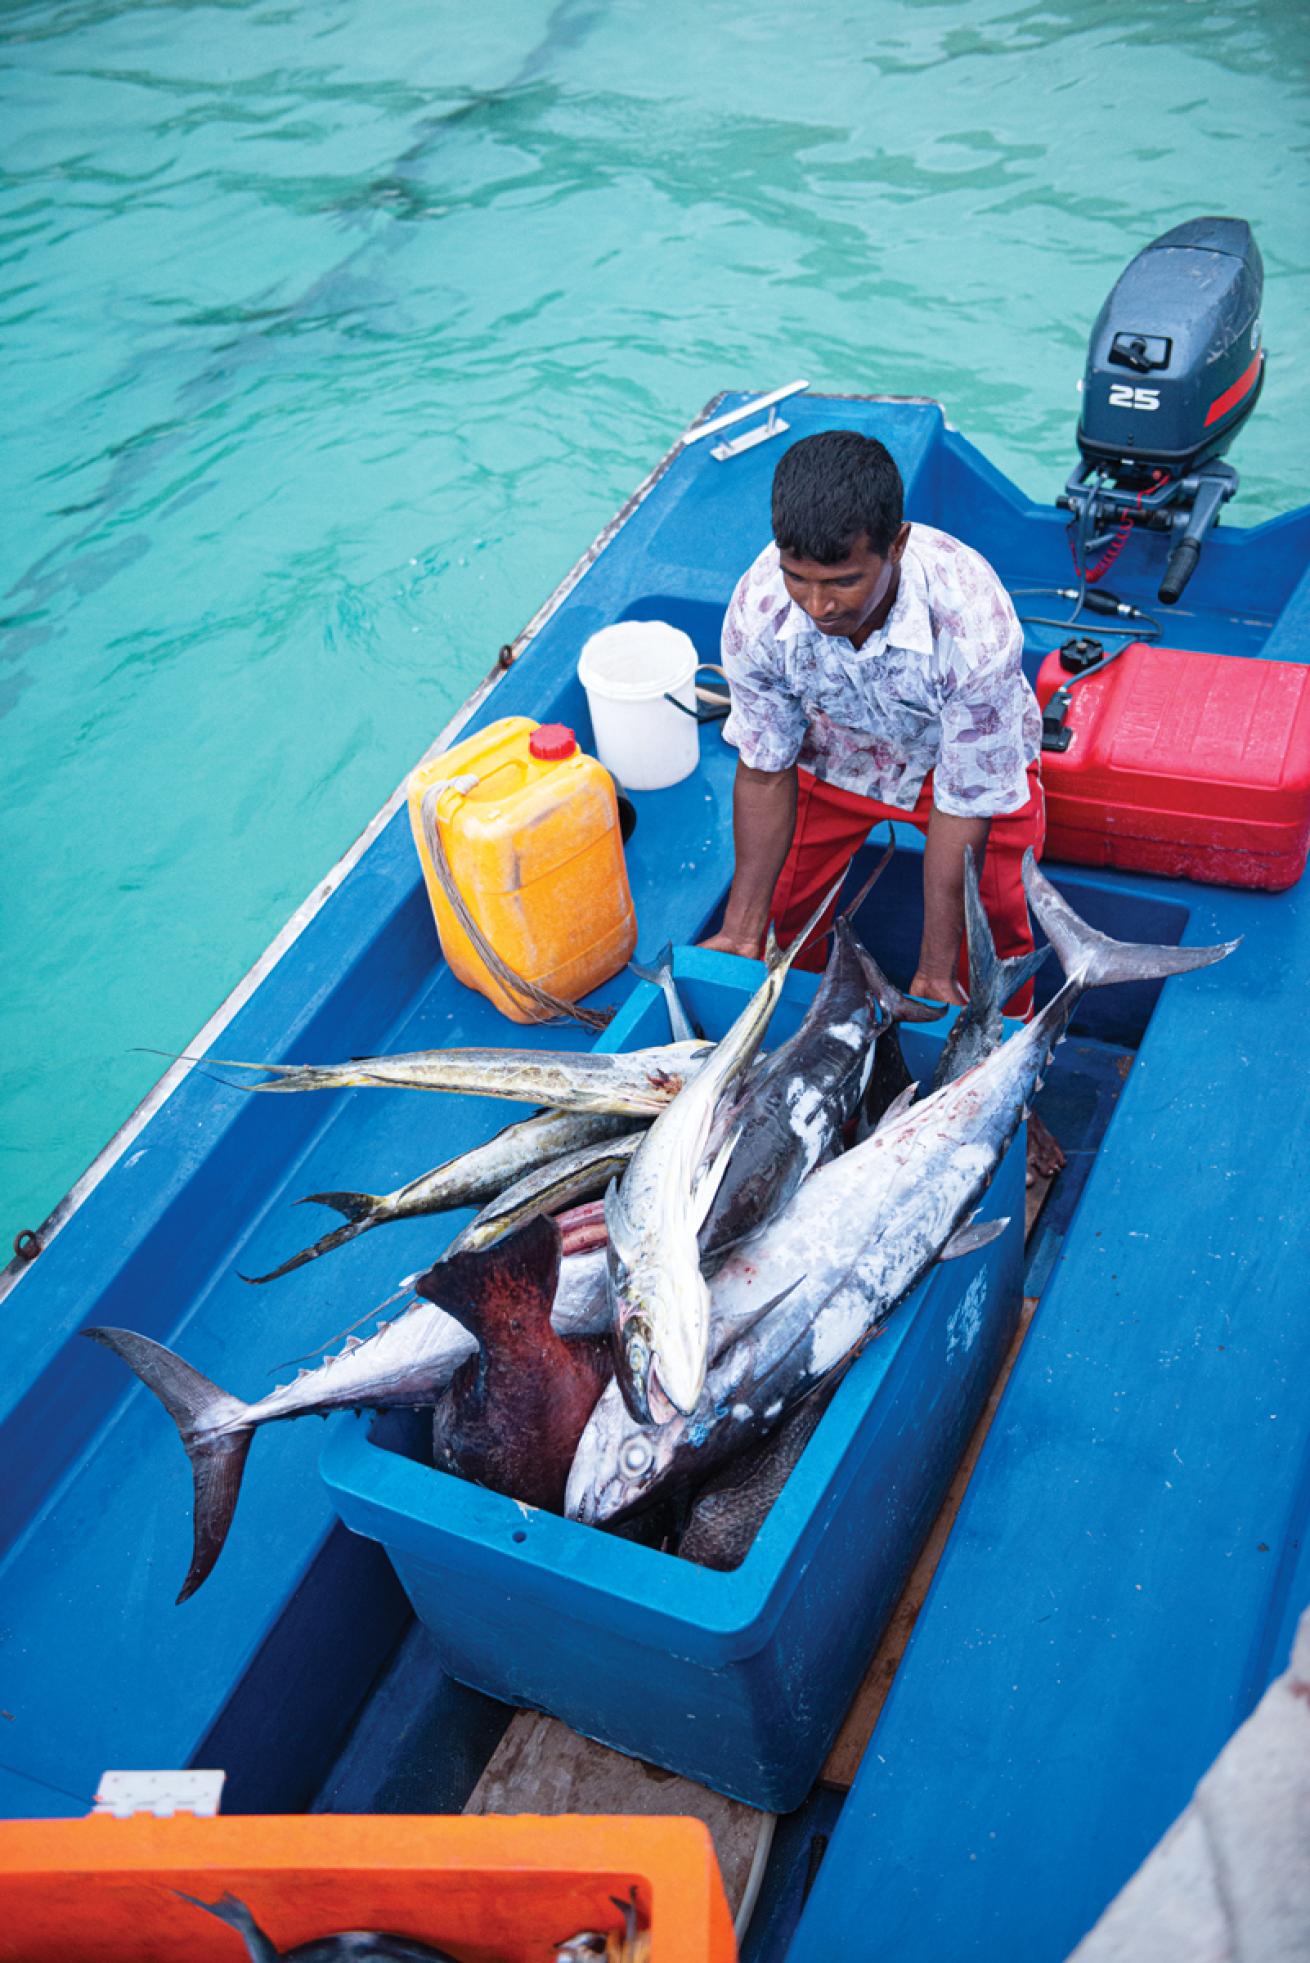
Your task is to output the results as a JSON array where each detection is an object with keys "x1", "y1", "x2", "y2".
[{"x1": 778, "y1": 527, "x2": 907, "y2": 640}]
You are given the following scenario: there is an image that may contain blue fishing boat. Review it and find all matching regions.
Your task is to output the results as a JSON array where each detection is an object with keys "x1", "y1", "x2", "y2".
[{"x1": 2, "y1": 220, "x2": 1307, "y2": 1961}]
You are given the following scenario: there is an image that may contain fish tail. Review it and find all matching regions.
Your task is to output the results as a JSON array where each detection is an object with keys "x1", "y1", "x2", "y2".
[
  {"x1": 1022, "y1": 852, "x2": 1240, "y2": 990},
  {"x1": 238, "y1": 1209, "x2": 380, "y2": 1285},
  {"x1": 302, "y1": 1187, "x2": 385, "y2": 1222},
  {"x1": 239, "y1": 1189, "x2": 385, "y2": 1283},
  {"x1": 844, "y1": 927, "x2": 947, "y2": 1026},
  {"x1": 174, "y1": 1894, "x2": 278, "y2": 1961},
  {"x1": 963, "y1": 844, "x2": 1049, "y2": 1012},
  {"x1": 414, "y1": 1212, "x2": 562, "y2": 1341},
  {"x1": 628, "y1": 942, "x2": 674, "y2": 988},
  {"x1": 82, "y1": 1328, "x2": 254, "y2": 1603},
  {"x1": 629, "y1": 943, "x2": 697, "y2": 1042}
]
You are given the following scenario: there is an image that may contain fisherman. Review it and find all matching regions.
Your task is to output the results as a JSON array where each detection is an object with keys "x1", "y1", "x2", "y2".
[{"x1": 703, "y1": 428, "x2": 1064, "y2": 1178}]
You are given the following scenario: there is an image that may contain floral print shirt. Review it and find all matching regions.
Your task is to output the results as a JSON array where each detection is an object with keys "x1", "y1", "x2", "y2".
[{"x1": 720, "y1": 524, "x2": 1041, "y2": 815}]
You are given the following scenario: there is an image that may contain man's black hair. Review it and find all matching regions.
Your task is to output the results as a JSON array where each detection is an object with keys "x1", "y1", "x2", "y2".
[{"x1": 771, "y1": 430, "x2": 904, "y2": 562}]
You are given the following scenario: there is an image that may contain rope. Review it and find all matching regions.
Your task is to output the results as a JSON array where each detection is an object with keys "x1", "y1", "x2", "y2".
[{"x1": 420, "y1": 780, "x2": 613, "y2": 1031}]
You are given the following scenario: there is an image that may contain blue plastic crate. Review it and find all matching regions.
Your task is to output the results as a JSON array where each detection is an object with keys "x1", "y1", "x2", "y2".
[{"x1": 320, "y1": 949, "x2": 1026, "y2": 1811}]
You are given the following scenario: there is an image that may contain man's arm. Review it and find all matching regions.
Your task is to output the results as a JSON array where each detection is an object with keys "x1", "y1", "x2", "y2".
[
  {"x1": 912, "y1": 806, "x2": 991, "y2": 1004},
  {"x1": 701, "y1": 760, "x2": 798, "y2": 958}
]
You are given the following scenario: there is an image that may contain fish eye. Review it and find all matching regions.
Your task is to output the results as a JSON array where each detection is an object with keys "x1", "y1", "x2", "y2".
[{"x1": 621, "y1": 1439, "x2": 652, "y2": 1475}]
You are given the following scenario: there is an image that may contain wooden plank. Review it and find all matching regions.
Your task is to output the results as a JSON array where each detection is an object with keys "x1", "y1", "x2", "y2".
[{"x1": 464, "y1": 1710, "x2": 771, "y2": 1920}]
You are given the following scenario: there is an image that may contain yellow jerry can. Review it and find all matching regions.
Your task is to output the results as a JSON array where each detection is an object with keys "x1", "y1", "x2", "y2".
[{"x1": 407, "y1": 716, "x2": 637, "y2": 1023}]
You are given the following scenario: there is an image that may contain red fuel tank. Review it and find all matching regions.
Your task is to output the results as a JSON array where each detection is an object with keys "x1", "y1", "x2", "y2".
[{"x1": 1035, "y1": 641, "x2": 1310, "y2": 891}]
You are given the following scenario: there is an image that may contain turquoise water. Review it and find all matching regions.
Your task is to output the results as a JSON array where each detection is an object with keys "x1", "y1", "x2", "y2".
[{"x1": 2, "y1": 0, "x2": 1307, "y2": 1244}]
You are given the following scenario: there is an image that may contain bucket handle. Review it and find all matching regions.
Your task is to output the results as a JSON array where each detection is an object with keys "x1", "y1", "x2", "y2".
[{"x1": 664, "y1": 663, "x2": 731, "y2": 724}]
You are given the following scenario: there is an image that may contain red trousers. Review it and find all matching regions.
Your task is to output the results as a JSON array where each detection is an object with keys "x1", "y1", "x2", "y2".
[{"x1": 770, "y1": 762, "x2": 1046, "y2": 1015}]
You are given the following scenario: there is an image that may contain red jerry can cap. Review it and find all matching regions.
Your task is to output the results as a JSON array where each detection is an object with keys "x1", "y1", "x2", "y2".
[{"x1": 529, "y1": 723, "x2": 578, "y2": 761}]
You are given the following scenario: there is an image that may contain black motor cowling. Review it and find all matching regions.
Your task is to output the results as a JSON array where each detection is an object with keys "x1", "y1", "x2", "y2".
[
  {"x1": 1063, "y1": 218, "x2": 1265, "y2": 603},
  {"x1": 1077, "y1": 217, "x2": 1264, "y2": 480}
]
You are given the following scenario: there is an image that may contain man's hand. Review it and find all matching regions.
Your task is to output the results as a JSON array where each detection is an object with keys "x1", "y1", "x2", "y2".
[
  {"x1": 909, "y1": 969, "x2": 968, "y2": 1007},
  {"x1": 701, "y1": 759, "x2": 798, "y2": 967},
  {"x1": 700, "y1": 928, "x2": 766, "y2": 960}
]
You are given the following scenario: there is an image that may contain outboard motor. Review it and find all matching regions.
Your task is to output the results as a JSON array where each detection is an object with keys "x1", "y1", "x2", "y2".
[{"x1": 1061, "y1": 218, "x2": 1265, "y2": 604}]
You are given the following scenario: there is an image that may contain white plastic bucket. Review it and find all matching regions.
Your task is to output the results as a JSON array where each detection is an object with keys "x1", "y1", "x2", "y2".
[{"x1": 577, "y1": 621, "x2": 701, "y2": 792}]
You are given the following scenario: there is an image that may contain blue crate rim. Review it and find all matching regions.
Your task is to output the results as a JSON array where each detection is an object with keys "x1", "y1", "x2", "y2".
[{"x1": 320, "y1": 948, "x2": 1023, "y2": 1656}]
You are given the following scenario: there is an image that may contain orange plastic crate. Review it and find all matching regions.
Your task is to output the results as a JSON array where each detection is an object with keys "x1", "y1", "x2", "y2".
[{"x1": 0, "y1": 1813, "x2": 735, "y2": 1962}]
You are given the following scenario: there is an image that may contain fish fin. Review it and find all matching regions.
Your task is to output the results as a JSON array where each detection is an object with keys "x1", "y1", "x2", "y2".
[
  {"x1": 875, "y1": 1082, "x2": 919, "y2": 1131},
  {"x1": 414, "y1": 1213, "x2": 562, "y2": 1347},
  {"x1": 939, "y1": 1217, "x2": 1010, "y2": 1261},
  {"x1": 996, "y1": 943, "x2": 1050, "y2": 1007},
  {"x1": 842, "y1": 925, "x2": 948, "y2": 1026},
  {"x1": 756, "y1": 1274, "x2": 806, "y2": 1318},
  {"x1": 82, "y1": 1328, "x2": 253, "y2": 1603},
  {"x1": 692, "y1": 1123, "x2": 742, "y2": 1234},
  {"x1": 601, "y1": 1176, "x2": 638, "y2": 1270},
  {"x1": 174, "y1": 1893, "x2": 277, "y2": 1961},
  {"x1": 264, "y1": 1283, "x2": 412, "y2": 1376},
  {"x1": 1022, "y1": 853, "x2": 1240, "y2": 987}
]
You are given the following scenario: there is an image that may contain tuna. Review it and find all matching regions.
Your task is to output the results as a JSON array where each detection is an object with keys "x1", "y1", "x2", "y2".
[
  {"x1": 83, "y1": 1220, "x2": 596, "y2": 1600},
  {"x1": 700, "y1": 915, "x2": 944, "y2": 1263},
  {"x1": 567, "y1": 855, "x2": 1237, "y2": 1524},
  {"x1": 856, "y1": 1010, "x2": 916, "y2": 1140}
]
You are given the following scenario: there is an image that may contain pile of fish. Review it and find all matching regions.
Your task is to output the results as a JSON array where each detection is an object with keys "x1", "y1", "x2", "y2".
[{"x1": 87, "y1": 853, "x2": 1236, "y2": 1600}]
